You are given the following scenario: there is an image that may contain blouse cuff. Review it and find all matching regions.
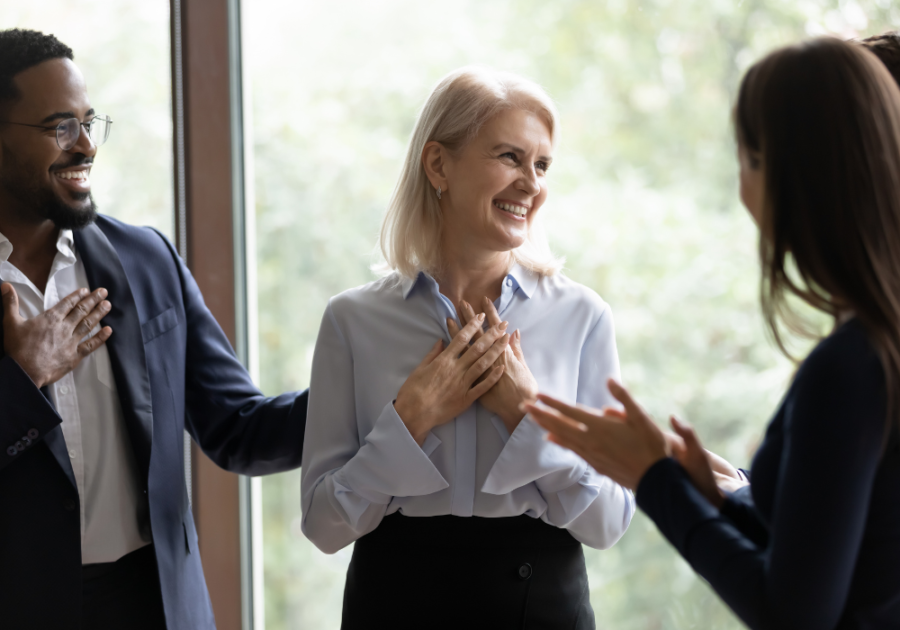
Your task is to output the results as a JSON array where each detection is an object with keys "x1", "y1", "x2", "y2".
[
  {"x1": 481, "y1": 417, "x2": 587, "y2": 495},
  {"x1": 335, "y1": 401, "x2": 449, "y2": 505}
]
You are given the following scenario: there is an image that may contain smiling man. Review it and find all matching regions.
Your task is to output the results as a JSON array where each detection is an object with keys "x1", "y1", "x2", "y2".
[{"x1": 0, "y1": 29, "x2": 308, "y2": 630}]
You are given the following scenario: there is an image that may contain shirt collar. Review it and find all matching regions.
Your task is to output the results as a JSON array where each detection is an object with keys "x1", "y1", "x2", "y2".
[
  {"x1": 0, "y1": 228, "x2": 77, "y2": 268},
  {"x1": 507, "y1": 263, "x2": 538, "y2": 299},
  {"x1": 401, "y1": 270, "x2": 434, "y2": 299},
  {"x1": 0, "y1": 231, "x2": 11, "y2": 265},
  {"x1": 400, "y1": 263, "x2": 538, "y2": 300}
]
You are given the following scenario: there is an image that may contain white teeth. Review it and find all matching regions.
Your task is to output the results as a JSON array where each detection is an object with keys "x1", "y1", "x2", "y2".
[
  {"x1": 56, "y1": 171, "x2": 88, "y2": 181},
  {"x1": 495, "y1": 201, "x2": 527, "y2": 217}
]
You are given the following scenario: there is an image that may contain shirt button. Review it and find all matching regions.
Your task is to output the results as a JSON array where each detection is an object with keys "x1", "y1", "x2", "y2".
[
  {"x1": 69, "y1": 449, "x2": 77, "y2": 459},
  {"x1": 63, "y1": 498, "x2": 77, "y2": 512},
  {"x1": 60, "y1": 386, "x2": 69, "y2": 395},
  {"x1": 518, "y1": 563, "x2": 533, "y2": 580},
  {"x1": 506, "y1": 278, "x2": 513, "y2": 287}
]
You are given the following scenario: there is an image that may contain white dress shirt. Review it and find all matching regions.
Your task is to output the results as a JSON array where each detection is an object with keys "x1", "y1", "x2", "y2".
[
  {"x1": 0, "y1": 229, "x2": 149, "y2": 564},
  {"x1": 301, "y1": 264, "x2": 635, "y2": 554}
]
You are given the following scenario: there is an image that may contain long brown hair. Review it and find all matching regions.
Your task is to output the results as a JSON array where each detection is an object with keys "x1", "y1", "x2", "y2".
[{"x1": 735, "y1": 37, "x2": 900, "y2": 437}]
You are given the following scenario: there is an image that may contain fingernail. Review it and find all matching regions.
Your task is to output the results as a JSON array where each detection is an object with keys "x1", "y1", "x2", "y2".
[
  {"x1": 101, "y1": 301, "x2": 111, "y2": 310},
  {"x1": 477, "y1": 313, "x2": 485, "y2": 322},
  {"x1": 499, "y1": 321, "x2": 509, "y2": 331},
  {"x1": 461, "y1": 300, "x2": 469, "y2": 309},
  {"x1": 100, "y1": 289, "x2": 108, "y2": 298}
]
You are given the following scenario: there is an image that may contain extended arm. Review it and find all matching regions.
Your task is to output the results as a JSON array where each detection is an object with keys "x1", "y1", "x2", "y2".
[
  {"x1": 637, "y1": 336, "x2": 884, "y2": 630},
  {"x1": 164, "y1": 235, "x2": 307, "y2": 475}
]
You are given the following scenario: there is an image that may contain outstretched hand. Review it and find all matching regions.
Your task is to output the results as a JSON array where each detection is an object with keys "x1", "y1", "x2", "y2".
[
  {"x1": 667, "y1": 417, "x2": 726, "y2": 508},
  {"x1": 2, "y1": 282, "x2": 112, "y2": 389},
  {"x1": 523, "y1": 379, "x2": 668, "y2": 490},
  {"x1": 447, "y1": 297, "x2": 538, "y2": 434}
]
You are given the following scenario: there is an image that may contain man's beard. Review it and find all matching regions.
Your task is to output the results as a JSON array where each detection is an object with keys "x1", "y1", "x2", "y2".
[{"x1": 0, "y1": 149, "x2": 98, "y2": 230}]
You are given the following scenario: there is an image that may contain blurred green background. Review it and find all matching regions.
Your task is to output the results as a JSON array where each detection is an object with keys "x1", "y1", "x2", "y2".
[{"x1": 5, "y1": 1, "x2": 898, "y2": 628}]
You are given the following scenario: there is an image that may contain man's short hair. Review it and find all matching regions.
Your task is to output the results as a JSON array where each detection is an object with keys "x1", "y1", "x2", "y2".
[
  {"x1": 0, "y1": 28, "x2": 73, "y2": 105},
  {"x1": 860, "y1": 32, "x2": 900, "y2": 88}
]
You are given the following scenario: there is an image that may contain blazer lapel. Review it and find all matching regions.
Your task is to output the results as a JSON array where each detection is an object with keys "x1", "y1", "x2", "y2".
[
  {"x1": 73, "y1": 223, "x2": 153, "y2": 485},
  {"x1": 0, "y1": 314, "x2": 78, "y2": 489}
]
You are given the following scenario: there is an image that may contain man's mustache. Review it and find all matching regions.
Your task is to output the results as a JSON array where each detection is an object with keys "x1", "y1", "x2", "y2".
[{"x1": 50, "y1": 156, "x2": 93, "y2": 172}]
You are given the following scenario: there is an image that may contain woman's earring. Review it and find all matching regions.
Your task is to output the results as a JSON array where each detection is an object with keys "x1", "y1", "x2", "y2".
[{"x1": 436, "y1": 186, "x2": 442, "y2": 200}]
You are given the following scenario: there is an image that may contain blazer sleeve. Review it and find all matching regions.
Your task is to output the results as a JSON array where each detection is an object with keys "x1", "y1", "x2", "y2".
[
  {"x1": 161, "y1": 233, "x2": 308, "y2": 476},
  {"x1": 636, "y1": 334, "x2": 885, "y2": 630},
  {"x1": 0, "y1": 355, "x2": 62, "y2": 473}
]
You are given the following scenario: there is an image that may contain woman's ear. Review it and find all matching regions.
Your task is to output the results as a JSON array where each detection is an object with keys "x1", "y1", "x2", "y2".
[{"x1": 422, "y1": 141, "x2": 449, "y2": 194}]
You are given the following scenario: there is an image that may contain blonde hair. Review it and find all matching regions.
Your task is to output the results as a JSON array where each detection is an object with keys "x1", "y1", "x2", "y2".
[{"x1": 379, "y1": 66, "x2": 565, "y2": 278}]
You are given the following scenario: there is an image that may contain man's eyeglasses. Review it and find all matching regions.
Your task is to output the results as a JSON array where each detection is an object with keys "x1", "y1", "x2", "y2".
[{"x1": 0, "y1": 115, "x2": 113, "y2": 151}]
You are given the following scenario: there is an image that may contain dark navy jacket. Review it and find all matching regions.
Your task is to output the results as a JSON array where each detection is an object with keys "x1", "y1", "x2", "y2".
[{"x1": 0, "y1": 215, "x2": 308, "y2": 629}]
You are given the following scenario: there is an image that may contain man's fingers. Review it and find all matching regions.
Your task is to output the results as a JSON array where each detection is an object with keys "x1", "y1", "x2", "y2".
[
  {"x1": 77, "y1": 326, "x2": 112, "y2": 357},
  {"x1": 74, "y1": 300, "x2": 112, "y2": 340},
  {"x1": 482, "y1": 296, "x2": 503, "y2": 327},
  {"x1": 62, "y1": 288, "x2": 107, "y2": 327},
  {"x1": 1, "y1": 283, "x2": 23, "y2": 324}
]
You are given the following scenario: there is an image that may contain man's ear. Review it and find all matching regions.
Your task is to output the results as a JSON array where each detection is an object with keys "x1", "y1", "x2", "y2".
[{"x1": 421, "y1": 141, "x2": 449, "y2": 193}]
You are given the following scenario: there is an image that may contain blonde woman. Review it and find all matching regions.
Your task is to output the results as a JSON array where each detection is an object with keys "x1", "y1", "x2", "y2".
[{"x1": 300, "y1": 67, "x2": 634, "y2": 629}]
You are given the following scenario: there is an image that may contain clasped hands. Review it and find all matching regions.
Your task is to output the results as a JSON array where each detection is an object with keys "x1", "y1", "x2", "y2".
[
  {"x1": 523, "y1": 380, "x2": 747, "y2": 508},
  {"x1": 394, "y1": 297, "x2": 537, "y2": 446}
]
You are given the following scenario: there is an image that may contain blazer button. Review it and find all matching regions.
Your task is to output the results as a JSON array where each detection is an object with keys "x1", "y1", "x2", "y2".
[
  {"x1": 14, "y1": 441, "x2": 24, "y2": 453},
  {"x1": 518, "y1": 563, "x2": 533, "y2": 580},
  {"x1": 27, "y1": 429, "x2": 39, "y2": 440},
  {"x1": 21, "y1": 437, "x2": 31, "y2": 447},
  {"x1": 63, "y1": 499, "x2": 77, "y2": 512},
  {"x1": 6, "y1": 446, "x2": 17, "y2": 457}
]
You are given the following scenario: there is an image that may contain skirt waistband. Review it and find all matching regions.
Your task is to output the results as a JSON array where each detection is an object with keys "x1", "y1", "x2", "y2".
[{"x1": 358, "y1": 512, "x2": 579, "y2": 550}]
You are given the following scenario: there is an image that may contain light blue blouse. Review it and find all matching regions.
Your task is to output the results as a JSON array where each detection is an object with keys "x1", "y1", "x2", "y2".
[{"x1": 300, "y1": 264, "x2": 635, "y2": 554}]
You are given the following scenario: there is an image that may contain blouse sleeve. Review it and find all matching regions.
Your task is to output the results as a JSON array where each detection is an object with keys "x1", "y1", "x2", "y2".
[
  {"x1": 635, "y1": 331, "x2": 885, "y2": 630},
  {"x1": 481, "y1": 303, "x2": 635, "y2": 549},
  {"x1": 300, "y1": 301, "x2": 449, "y2": 554}
]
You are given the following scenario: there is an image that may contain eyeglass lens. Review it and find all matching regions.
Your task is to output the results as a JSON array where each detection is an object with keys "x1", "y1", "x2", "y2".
[{"x1": 57, "y1": 116, "x2": 112, "y2": 151}]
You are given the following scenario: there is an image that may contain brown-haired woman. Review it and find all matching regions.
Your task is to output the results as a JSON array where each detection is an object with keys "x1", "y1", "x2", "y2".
[{"x1": 524, "y1": 37, "x2": 900, "y2": 629}]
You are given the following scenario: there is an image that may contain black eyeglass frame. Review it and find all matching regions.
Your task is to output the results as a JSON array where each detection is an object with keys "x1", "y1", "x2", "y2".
[{"x1": 0, "y1": 115, "x2": 113, "y2": 151}]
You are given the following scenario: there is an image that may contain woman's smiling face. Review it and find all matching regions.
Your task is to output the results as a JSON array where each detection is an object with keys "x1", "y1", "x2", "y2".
[{"x1": 440, "y1": 108, "x2": 553, "y2": 256}]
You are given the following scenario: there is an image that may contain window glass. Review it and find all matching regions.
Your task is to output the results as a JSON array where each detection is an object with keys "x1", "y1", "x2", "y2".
[
  {"x1": 246, "y1": 2, "x2": 898, "y2": 628},
  {"x1": 3, "y1": 3, "x2": 174, "y2": 239}
]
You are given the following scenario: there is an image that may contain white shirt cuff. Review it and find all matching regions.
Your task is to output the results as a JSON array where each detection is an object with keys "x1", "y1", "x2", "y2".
[
  {"x1": 481, "y1": 416, "x2": 587, "y2": 495},
  {"x1": 335, "y1": 401, "x2": 449, "y2": 506}
]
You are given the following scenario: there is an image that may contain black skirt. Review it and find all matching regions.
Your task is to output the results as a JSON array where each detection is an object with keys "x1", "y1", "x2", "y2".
[{"x1": 341, "y1": 512, "x2": 595, "y2": 630}]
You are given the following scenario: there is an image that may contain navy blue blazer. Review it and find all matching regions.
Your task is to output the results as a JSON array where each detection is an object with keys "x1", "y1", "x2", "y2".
[{"x1": 0, "y1": 215, "x2": 308, "y2": 629}]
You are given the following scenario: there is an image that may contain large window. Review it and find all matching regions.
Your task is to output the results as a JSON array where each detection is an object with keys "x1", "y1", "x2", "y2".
[
  {"x1": 3, "y1": 3, "x2": 175, "y2": 240},
  {"x1": 247, "y1": 2, "x2": 898, "y2": 628}
]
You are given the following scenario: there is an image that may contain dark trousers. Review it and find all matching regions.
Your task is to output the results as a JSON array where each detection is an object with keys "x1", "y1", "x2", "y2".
[
  {"x1": 82, "y1": 544, "x2": 167, "y2": 629},
  {"x1": 342, "y1": 513, "x2": 595, "y2": 630}
]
